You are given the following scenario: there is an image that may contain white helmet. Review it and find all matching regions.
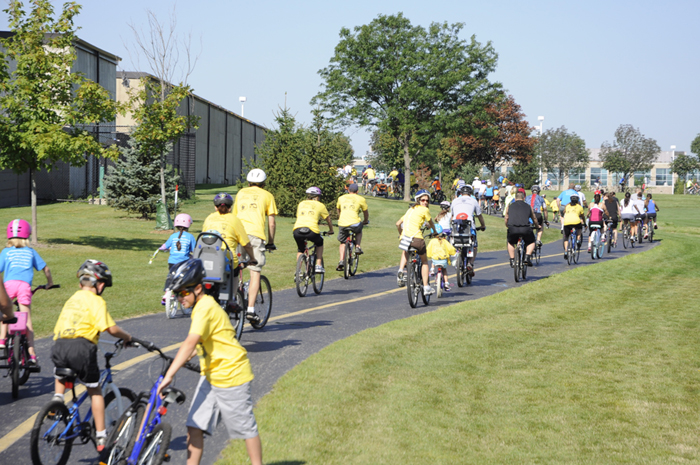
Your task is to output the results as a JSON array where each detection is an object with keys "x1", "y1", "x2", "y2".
[
  {"x1": 487, "y1": 180, "x2": 492, "y2": 186},
  {"x1": 247, "y1": 169, "x2": 267, "y2": 183}
]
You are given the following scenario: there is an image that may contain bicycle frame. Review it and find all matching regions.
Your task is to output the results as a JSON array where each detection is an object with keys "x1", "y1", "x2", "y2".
[{"x1": 127, "y1": 374, "x2": 167, "y2": 464}]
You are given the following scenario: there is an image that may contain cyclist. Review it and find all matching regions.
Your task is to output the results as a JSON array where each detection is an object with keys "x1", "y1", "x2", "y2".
[
  {"x1": 388, "y1": 167, "x2": 399, "y2": 194},
  {"x1": 335, "y1": 183, "x2": 369, "y2": 271},
  {"x1": 202, "y1": 193, "x2": 257, "y2": 273},
  {"x1": 293, "y1": 187, "x2": 334, "y2": 274},
  {"x1": 544, "y1": 178, "x2": 552, "y2": 190},
  {"x1": 156, "y1": 213, "x2": 195, "y2": 305},
  {"x1": 574, "y1": 184, "x2": 588, "y2": 208},
  {"x1": 0, "y1": 219, "x2": 54, "y2": 363},
  {"x1": 430, "y1": 176, "x2": 442, "y2": 201},
  {"x1": 483, "y1": 181, "x2": 494, "y2": 210},
  {"x1": 158, "y1": 259, "x2": 262, "y2": 465},
  {"x1": 51, "y1": 260, "x2": 133, "y2": 453},
  {"x1": 620, "y1": 192, "x2": 642, "y2": 242},
  {"x1": 556, "y1": 183, "x2": 579, "y2": 231},
  {"x1": 478, "y1": 180, "x2": 487, "y2": 208},
  {"x1": 587, "y1": 193, "x2": 608, "y2": 252},
  {"x1": 604, "y1": 191, "x2": 621, "y2": 246},
  {"x1": 452, "y1": 176, "x2": 465, "y2": 199},
  {"x1": 427, "y1": 226, "x2": 456, "y2": 291},
  {"x1": 450, "y1": 185, "x2": 486, "y2": 277},
  {"x1": 396, "y1": 189, "x2": 436, "y2": 294},
  {"x1": 632, "y1": 192, "x2": 647, "y2": 240},
  {"x1": 525, "y1": 185, "x2": 548, "y2": 246},
  {"x1": 644, "y1": 193, "x2": 659, "y2": 232},
  {"x1": 362, "y1": 164, "x2": 376, "y2": 194},
  {"x1": 435, "y1": 200, "x2": 452, "y2": 235},
  {"x1": 504, "y1": 190, "x2": 540, "y2": 267},
  {"x1": 503, "y1": 185, "x2": 517, "y2": 213},
  {"x1": 562, "y1": 194, "x2": 585, "y2": 259},
  {"x1": 233, "y1": 169, "x2": 278, "y2": 322}
]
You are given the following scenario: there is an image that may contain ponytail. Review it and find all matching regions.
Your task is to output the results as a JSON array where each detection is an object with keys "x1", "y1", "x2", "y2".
[
  {"x1": 623, "y1": 192, "x2": 631, "y2": 207},
  {"x1": 176, "y1": 228, "x2": 184, "y2": 251}
]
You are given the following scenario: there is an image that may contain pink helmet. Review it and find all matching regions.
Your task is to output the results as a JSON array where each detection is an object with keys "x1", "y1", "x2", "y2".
[
  {"x1": 174, "y1": 213, "x2": 193, "y2": 229},
  {"x1": 7, "y1": 219, "x2": 31, "y2": 240}
]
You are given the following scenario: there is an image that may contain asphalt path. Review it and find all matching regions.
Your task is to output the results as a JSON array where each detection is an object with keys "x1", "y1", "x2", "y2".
[{"x1": 0, "y1": 229, "x2": 657, "y2": 465}]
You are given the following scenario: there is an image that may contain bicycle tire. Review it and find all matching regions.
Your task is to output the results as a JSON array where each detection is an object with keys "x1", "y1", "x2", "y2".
[
  {"x1": 574, "y1": 240, "x2": 581, "y2": 264},
  {"x1": 18, "y1": 335, "x2": 30, "y2": 386},
  {"x1": 513, "y1": 243, "x2": 521, "y2": 282},
  {"x1": 606, "y1": 230, "x2": 612, "y2": 253},
  {"x1": 103, "y1": 402, "x2": 146, "y2": 465},
  {"x1": 136, "y1": 422, "x2": 171, "y2": 465},
  {"x1": 30, "y1": 400, "x2": 73, "y2": 465},
  {"x1": 465, "y1": 258, "x2": 472, "y2": 285},
  {"x1": 312, "y1": 259, "x2": 325, "y2": 294},
  {"x1": 343, "y1": 242, "x2": 351, "y2": 280},
  {"x1": 233, "y1": 290, "x2": 245, "y2": 341},
  {"x1": 622, "y1": 226, "x2": 629, "y2": 249},
  {"x1": 591, "y1": 231, "x2": 598, "y2": 260},
  {"x1": 350, "y1": 243, "x2": 360, "y2": 276},
  {"x1": 250, "y1": 275, "x2": 272, "y2": 330},
  {"x1": 406, "y1": 258, "x2": 419, "y2": 308},
  {"x1": 103, "y1": 387, "x2": 137, "y2": 435},
  {"x1": 421, "y1": 266, "x2": 431, "y2": 306},
  {"x1": 648, "y1": 223, "x2": 654, "y2": 243},
  {"x1": 164, "y1": 292, "x2": 180, "y2": 319},
  {"x1": 295, "y1": 254, "x2": 308, "y2": 297},
  {"x1": 11, "y1": 332, "x2": 20, "y2": 398},
  {"x1": 436, "y1": 271, "x2": 442, "y2": 298},
  {"x1": 637, "y1": 223, "x2": 643, "y2": 244},
  {"x1": 567, "y1": 236, "x2": 574, "y2": 265},
  {"x1": 456, "y1": 253, "x2": 464, "y2": 288},
  {"x1": 521, "y1": 247, "x2": 528, "y2": 280}
]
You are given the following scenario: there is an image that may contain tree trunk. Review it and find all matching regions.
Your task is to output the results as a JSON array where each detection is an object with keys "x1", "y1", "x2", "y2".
[
  {"x1": 30, "y1": 169, "x2": 38, "y2": 246},
  {"x1": 402, "y1": 141, "x2": 412, "y2": 202},
  {"x1": 160, "y1": 152, "x2": 167, "y2": 206}
]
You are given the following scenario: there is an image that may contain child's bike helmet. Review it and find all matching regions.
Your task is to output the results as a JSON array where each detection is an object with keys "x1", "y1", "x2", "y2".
[
  {"x1": 440, "y1": 201, "x2": 451, "y2": 210},
  {"x1": 213, "y1": 193, "x2": 233, "y2": 206},
  {"x1": 78, "y1": 260, "x2": 113, "y2": 287},
  {"x1": 7, "y1": 219, "x2": 31, "y2": 239},
  {"x1": 165, "y1": 258, "x2": 206, "y2": 293},
  {"x1": 306, "y1": 186, "x2": 322, "y2": 196},
  {"x1": 174, "y1": 213, "x2": 193, "y2": 229}
]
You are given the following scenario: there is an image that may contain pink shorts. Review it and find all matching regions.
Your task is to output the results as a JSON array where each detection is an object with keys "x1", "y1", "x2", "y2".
[{"x1": 5, "y1": 280, "x2": 31, "y2": 306}]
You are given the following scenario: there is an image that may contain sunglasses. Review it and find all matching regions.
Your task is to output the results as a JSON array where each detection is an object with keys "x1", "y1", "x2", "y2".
[
  {"x1": 419, "y1": 198, "x2": 429, "y2": 202},
  {"x1": 176, "y1": 287, "x2": 195, "y2": 298}
]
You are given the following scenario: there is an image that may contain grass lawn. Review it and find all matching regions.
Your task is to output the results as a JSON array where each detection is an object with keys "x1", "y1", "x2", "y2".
[
  {"x1": 218, "y1": 193, "x2": 700, "y2": 464},
  {"x1": 0, "y1": 186, "x2": 559, "y2": 338}
]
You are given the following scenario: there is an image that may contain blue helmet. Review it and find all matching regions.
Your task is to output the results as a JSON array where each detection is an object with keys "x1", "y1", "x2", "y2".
[
  {"x1": 213, "y1": 193, "x2": 233, "y2": 207},
  {"x1": 414, "y1": 189, "x2": 430, "y2": 202}
]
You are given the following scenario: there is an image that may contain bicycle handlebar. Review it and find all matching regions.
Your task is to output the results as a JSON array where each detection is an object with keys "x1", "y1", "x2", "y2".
[
  {"x1": 32, "y1": 284, "x2": 60, "y2": 294},
  {"x1": 130, "y1": 337, "x2": 200, "y2": 373}
]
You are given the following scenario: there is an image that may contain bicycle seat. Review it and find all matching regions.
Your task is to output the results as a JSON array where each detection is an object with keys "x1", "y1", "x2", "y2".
[
  {"x1": 162, "y1": 387, "x2": 186, "y2": 406},
  {"x1": 54, "y1": 367, "x2": 77, "y2": 379}
]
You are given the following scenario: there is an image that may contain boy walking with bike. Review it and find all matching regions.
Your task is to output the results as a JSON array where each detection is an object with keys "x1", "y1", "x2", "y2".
[
  {"x1": 51, "y1": 260, "x2": 132, "y2": 452},
  {"x1": 335, "y1": 183, "x2": 369, "y2": 271},
  {"x1": 158, "y1": 259, "x2": 262, "y2": 465}
]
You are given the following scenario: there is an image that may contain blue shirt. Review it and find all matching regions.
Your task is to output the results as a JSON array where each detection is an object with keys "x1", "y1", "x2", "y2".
[
  {"x1": 161, "y1": 231, "x2": 196, "y2": 264},
  {"x1": 557, "y1": 189, "x2": 578, "y2": 207},
  {"x1": 485, "y1": 187, "x2": 494, "y2": 196},
  {"x1": 0, "y1": 247, "x2": 46, "y2": 285},
  {"x1": 526, "y1": 194, "x2": 546, "y2": 213}
]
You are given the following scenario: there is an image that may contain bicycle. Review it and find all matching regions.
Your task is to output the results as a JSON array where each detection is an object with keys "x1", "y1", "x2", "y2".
[
  {"x1": 295, "y1": 232, "x2": 331, "y2": 297},
  {"x1": 635, "y1": 216, "x2": 645, "y2": 244},
  {"x1": 604, "y1": 220, "x2": 614, "y2": 254},
  {"x1": 589, "y1": 224, "x2": 605, "y2": 260},
  {"x1": 406, "y1": 242, "x2": 431, "y2": 308},
  {"x1": 434, "y1": 264, "x2": 448, "y2": 298},
  {"x1": 621, "y1": 221, "x2": 632, "y2": 249},
  {"x1": 646, "y1": 216, "x2": 655, "y2": 243},
  {"x1": 451, "y1": 220, "x2": 481, "y2": 288},
  {"x1": 533, "y1": 224, "x2": 544, "y2": 266},
  {"x1": 102, "y1": 338, "x2": 198, "y2": 465},
  {"x1": 1, "y1": 284, "x2": 60, "y2": 398},
  {"x1": 340, "y1": 224, "x2": 367, "y2": 279},
  {"x1": 513, "y1": 235, "x2": 527, "y2": 282},
  {"x1": 566, "y1": 227, "x2": 582, "y2": 265},
  {"x1": 227, "y1": 259, "x2": 273, "y2": 341},
  {"x1": 29, "y1": 339, "x2": 137, "y2": 465}
]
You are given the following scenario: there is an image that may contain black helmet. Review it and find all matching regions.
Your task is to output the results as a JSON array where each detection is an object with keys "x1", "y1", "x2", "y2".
[
  {"x1": 165, "y1": 258, "x2": 206, "y2": 293},
  {"x1": 460, "y1": 185, "x2": 474, "y2": 196},
  {"x1": 213, "y1": 193, "x2": 233, "y2": 207},
  {"x1": 570, "y1": 195, "x2": 580, "y2": 203},
  {"x1": 77, "y1": 259, "x2": 112, "y2": 287},
  {"x1": 531, "y1": 185, "x2": 540, "y2": 193}
]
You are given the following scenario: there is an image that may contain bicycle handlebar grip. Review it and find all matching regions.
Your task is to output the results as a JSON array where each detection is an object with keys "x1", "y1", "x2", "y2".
[
  {"x1": 264, "y1": 243, "x2": 277, "y2": 251},
  {"x1": 184, "y1": 362, "x2": 200, "y2": 373},
  {"x1": 130, "y1": 337, "x2": 154, "y2": 350}
]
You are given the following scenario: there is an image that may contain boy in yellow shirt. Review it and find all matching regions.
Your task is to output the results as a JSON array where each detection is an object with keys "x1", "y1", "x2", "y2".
[
  {"x1": 51, "y1": 260, "x2": 133, "y2": 452},
  {"x1": 335, "y1": 183, "x2": 369, "y2": 271},
  {"x1": 427, "y1": 227, "x2": 456, "y2": 291},
  {"x1": 158, "y1": 258, "x2": 262, "y2": 465},
  {"x1": 292, "y1": 187, "x2": 334, "y2": 273}
]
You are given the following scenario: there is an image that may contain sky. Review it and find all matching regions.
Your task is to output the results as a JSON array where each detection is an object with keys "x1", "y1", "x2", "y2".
[{"x1": 1, "y1": 0, "x2": 698, "y2": 156}]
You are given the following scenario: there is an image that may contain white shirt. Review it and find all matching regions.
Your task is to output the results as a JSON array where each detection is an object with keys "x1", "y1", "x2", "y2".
[
  {"x1": 472, "y1": 180, "x2": 482, "y2": 191},
  {"x1": 576, "y1": 191, "x2": 587, "y2": 204},
  {"x1": 479, "y1": 184, "x2": 487, "y2": 195},
  {"x1": 621, "y1": 199, "x2": 641, "y2": 215},
  {"x1": 450, "y1": 195, "x2": 481, "y2": 222}
]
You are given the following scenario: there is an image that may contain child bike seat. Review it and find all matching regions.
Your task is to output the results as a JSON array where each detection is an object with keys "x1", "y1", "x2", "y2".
[{"x1": 162, "y1": 387, "x2": 186, "y2": 406}]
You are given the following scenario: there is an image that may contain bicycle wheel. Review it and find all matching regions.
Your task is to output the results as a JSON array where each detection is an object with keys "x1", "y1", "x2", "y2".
[
  {"x1": 30, "y1": 400, "x2": 73, "y2": 465},
  {"x1": 514, "y1": 245, "x2": 521, "y2": 282},
  {"x1": 591, "y1": 231, "x2": 598, "y2": 260},
  {"x1": 233, "y1": 290, "x2": 245, "y2": 341},
  {"x1": 456, "y1": 253, "x2": 464, "y2": 288},
  {"x1": 295, "y1": 254, "x2": 308, "y2": 297},
  {"x1": 164, "y1": 292, "x2": 179, "y2": 319},
  {"x1": 350, "y1": 243, "x2": 360, "y2": 276},
  {"x1": 567, "y1": 237, "x2": 574, "y2": 265},
  {"x1": 436, "y1": 270, "x2": 443, "y2": 298},
  {"x1": 622, "y1": 226, "x2": 629, "y2": 248},
  {"x1": 648, "y1": 223, "x2": 654, "y2": 243},
  {"x1": 606, "y1": 229, "x2": 612, "y2": 253},
  {"x1": 312, "y1": 259, "x2": 325, "y2": 294},
  {"x1": 406, "y1": 259, "x2": 419, "y2": 308},
  {"x1": 11, "y1": 332, "x2": 20, "y2": 398},
  {"x1": 136, "y1": 422, "x2": 171, "y2": 465},
  {"x1": 465, "y1": 258, "x2": 472, "y2": 285},
  {"x1": 637, "y1": 223, "x2": 643, "y2": 244},
  {"x1": 18, "y1": 335, "x2": 31, "y2": 386},
  {"x1": 343, "y1": 242, "x2": 351, "y2": 280},
  {"x1": 250, "y1": 276, "x2": 272, "y2": 330},
  {"x1": 573, "y1": 238, "x2": 581, "y2": 264},
  {"x1": 421, "y1": 267, "x2": 431, "y2": 306},
  {"x1": 103, "y1": 388, "x2": 137, "y2": 435},
  {"x1": 521, "y1": 249, "x2": 528, "y2": 280},
  {"x1": 103, "y1": 402, "x2": 146, "y2": 465}
]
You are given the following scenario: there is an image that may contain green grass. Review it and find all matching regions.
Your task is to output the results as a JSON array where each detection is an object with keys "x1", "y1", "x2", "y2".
[
  {"x1": 1, "y1": 186, "x2": 558, "y2": 338},
  {"x1": 218, "y1": 194, "x2": 700, "y2": 464}
]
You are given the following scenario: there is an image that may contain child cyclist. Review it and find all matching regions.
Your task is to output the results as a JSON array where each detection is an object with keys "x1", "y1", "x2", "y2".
[
  {"x1": 427, "y1": 225, "x2": 456, "y2": 291},
  {"x1": 51, "y1": 260, "x2": 132, "y2": 452},
  {"x1": 157, "y1": 258, "x2": 262, "y2": 465},
  {"x1": 0, "y1": 219, "x2": 54, "y2": 364},
  {"x1": 155, "y1": 214, "x2": 195, "y2": 304},
  {"x1": 435, "y1": 201, "x2": 452, "y2": 236}
]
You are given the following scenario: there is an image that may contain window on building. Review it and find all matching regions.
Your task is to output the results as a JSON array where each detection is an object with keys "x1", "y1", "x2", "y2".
[
  {"x1": 506, "y1": 166, "x2": 514, "y2": 176},
  {"x1": 655, "y1": 169, "x2": 671, "y2": 186},
  {"x1": 569, "y1": 169, "x2": 586, "y2": 185},
  {"x1": 546, "y1": 168, "x2": 560, "y2": 187},
  {"x1": 634, "y1": 170, "x2": 651, "y2": 186},
  {"x1": 482, "y1": 167, "x2": 492, "y2": 179},
  {"x1": 590, "y1": 168, "x2": 608, "y2": 186}
]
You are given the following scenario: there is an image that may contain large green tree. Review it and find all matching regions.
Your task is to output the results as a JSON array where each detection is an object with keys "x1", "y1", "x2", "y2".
[
  {"x1": 691, "y1": 133, "x2": 700, "y2": 156},
  {"x1": 312, "y1": 13, "x2": 499, "y2": 201},
  {"x1": 670, "y1": 152, "x2": 699, "y2": 191},
  {"x1": 600, "y1": 125, "x2": 660, "y2": 189},
  {"x1": 0, "y1": 0, "x2": 119, "y2": 244},
  {"x1": 537, "y1": 126, "x2": 589, "y2": 189}
]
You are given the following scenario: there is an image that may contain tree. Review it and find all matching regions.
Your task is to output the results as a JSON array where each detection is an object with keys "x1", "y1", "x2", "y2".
[
  {"x1": 537, "y1": 126, "x2": 589, "y2": 189},
  {"x1": 670, "y1": 152, "x2": 699, "y2": 191},
  {"x1": 104, "y1": 139, "x2": 179, "y2": 219},
  {"x1": 691, "y1": 133, "x2": 700, "y2": 156},
  {"x1": 600, "y1": 125, "x2": 660, "y2": 189},
  {"x1": 0, "y1": 0, "x2": 119, "y2": 244},
  {"x1": 312, "y1": 13, "x2": 499, "y2": 201},
  {"x1": 509, "y1": 159, "x2": 540, "y2": 188},
  {"x1": 444, "y1": 94, "x2": 536, "y2": 184}
]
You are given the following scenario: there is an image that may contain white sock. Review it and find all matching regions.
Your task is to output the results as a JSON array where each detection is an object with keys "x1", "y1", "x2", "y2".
[
  {"x1": 53, "y1": 393, "x2": 65, "y2": 400},
  {"x1": 96, "y1": 429, "x2": 106, "y2": 438},
  {"x1": 247, "y1": 307, "x2": 255, "y2": 314}
]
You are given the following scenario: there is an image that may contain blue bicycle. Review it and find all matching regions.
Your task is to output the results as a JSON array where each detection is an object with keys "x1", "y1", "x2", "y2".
[
  {"x1": 103, "y1": 338, "x2": 198, "y2": 465},
  {"x1": 29, "y1": 339, "x2": 136, "y2": 465}
]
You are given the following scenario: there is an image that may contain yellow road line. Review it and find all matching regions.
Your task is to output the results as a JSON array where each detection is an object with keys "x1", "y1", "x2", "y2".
[{"x1": 0, "y1": 253, "x2": 562, "y2": 453}]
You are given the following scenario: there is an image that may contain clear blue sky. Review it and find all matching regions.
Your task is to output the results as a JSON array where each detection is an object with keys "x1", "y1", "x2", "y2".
[{"x1": 2, "y1": 0, "x2": 698, "y2": 156}]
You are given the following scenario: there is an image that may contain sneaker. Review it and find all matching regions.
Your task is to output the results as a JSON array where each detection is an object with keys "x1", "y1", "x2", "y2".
[
  {"x1": 29, "y1": 355, "x2": 37, "y2": 365},
  {"x1": 355, "y1": 246, "x2": 363, "y2": 255},
  {"x1": 336, "y1": 263, "x2": 344, "y2": 271},
  {"x1": 444, "y1": 283, "x2": 451, "y2": 291},
  {"x1": 587, "y1": 246, "x2": 592, "y2": 252},
  {"x1": 644, "y1": 233, "x2": 648, "y2": 239},
  {"x1": 51, "y1": 394, "x2": 64, "y2": 403},
  {"x1": 96, "y1": 436, "x2": 107, "y2": 453},
  {"x1": 602, "y1": 236, "x2": 606, "y2": 243},
  {"x1": 654, "y1": 223, "x2": 658, "y2": 230},
  {"x1": 467, "y1": 264, "x2": 475, "y2": 277},
  {"x1": 0, "y1": 342, "x2": 5, "y2": 350},
  {"x1": 536, "y1": 240, "x2": 542, "y2": 247},
  {"x1": 397, "y1": 270, "x2": 406, "y2": 287},
  {"x1": 509, "y1": 258, "x2": 514, "y2": 268},
  {"x1": 563, "y1": 252, "x2": 568, "y2": 259},
  {"x1": 423, "y1": 285, "x2": 435, "y2": 296},
  {"x1": 246, "y1": 310, "x2": 259, "y2": 322},
  {"x1": 161, "y1": 297, "x2": 166, "y2": 306},
  {"x1": 430, "y1": 267, "x2": 435, "y2": 276},
  {"x1": 524, "y1": 256, "x2": 533, "y2": 267},
  {"x1": 314, "y1": 265, "x2": 325, "y2": 273}
]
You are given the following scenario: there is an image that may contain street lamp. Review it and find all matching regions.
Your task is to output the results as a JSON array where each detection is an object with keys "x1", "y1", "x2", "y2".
[
  {"x1": 537, "y1": 116, "x2": 544, "y2": 184},
  {"x1": 239, "y1": 96, "x2": 246, "y2": 117},
  {"x1": 671, "y1": 145, "x2": 676, "y2": 195}
]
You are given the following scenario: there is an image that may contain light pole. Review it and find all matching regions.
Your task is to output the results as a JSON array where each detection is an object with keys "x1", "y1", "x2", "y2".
[
  {"x1": 239, "y1": 96, "x2": 246, "y2": 117},
  {"x1": 670, "y1": 145, "x2": 676, "y2": 195},
  {"x1": 537, "y1": 116, "x2": 544, "y2": 184}
]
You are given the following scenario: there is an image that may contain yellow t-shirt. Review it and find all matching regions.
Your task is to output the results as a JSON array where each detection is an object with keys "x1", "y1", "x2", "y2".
[
  {"x1": 563, "y1": 204, "x2": 584, "y2": 225},
  {"x1": 427, "y1": 238, "x2": 456, "y2": 260},
  {"x1": 336, "y1": 194, "x2": 368, "y2": 227},
  {"x1": 410, "y1": 174, "x2": 417, "y2": 185},
  {"x1": 189, "y1": 295, "x2": 253, "y2": 388},
  {"x1": 233, "y1": 186, "x2": 278, "y2": 241},
  {"x1": 364, "y1": 168, "x2": 376, "y2": 180},
  {"x1": 202, "y1": 212, "x2": 250, "y2": 268},
  {"x1": 53, "y1": 290, "x2": 116, "y2": 344},
  {"x1": 400, "y1": 205, "x2": 432, "y2": 239},
  {"x1": 293, "y1": 200, "x2": 329, "y2": 234},
  {"x1": 388, "y1": 170, "x2": 399, "y2": 179}
]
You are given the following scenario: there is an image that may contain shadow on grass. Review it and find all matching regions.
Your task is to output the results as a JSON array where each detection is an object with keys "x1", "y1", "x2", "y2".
[{"x1": 46, "y1": 236, "x2": 161, "y2": 251}]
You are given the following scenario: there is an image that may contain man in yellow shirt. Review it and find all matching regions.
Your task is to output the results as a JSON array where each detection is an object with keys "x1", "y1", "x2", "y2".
[
  {"x1": 202, "y1": 193, "x2": 256, "y2": 270},
  {"x1": 158, "y1": 259, "x2": 262, "y2": 465},
  {"x1": 51, "y1": 260, "x2": 133, "y2": 452},
  {"x1": 562, "y1": 194, "x2": 585, "y2": 259},
  {"x1": 396, "y1": 189, "x2": 436, "y2": 294},
  {"x1": 335, "y1": 183, "x2": 369, "y2": 271},
  {"x1": 233, "y1": 169, "x2": 278, "y2": 322},
  {"x1": 292, "y1": 187, "x2": 334, "y2": 273},
  {"x1": 388, "y1": 167, "x2": 399, "y2": 194}
]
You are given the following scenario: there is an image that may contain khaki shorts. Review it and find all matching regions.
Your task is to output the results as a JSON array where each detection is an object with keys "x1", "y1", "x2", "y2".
[
  {"x1": 239, "y1": 235, "x2": 266, "y2": 272},
  {"x1": 186, "y1": 377, "x2": 258, "y2": 439}
]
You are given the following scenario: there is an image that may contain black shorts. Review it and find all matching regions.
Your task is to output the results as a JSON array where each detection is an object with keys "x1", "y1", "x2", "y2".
[
  {"x1": 646, "y1": 213, "x2": 657, "y2": 219},
  {"x1": 51, "y1": 338, "x2": 100, "y2": 386},
  {"x1": 507, "y1": 227, "x2": 535, "y2": 247},
  {"x1": 338, "y1": 223, "x2": 363, "y2": 243},
  {"x1": 607, "y1": 217, "x2": 619, "y2": 229},
  {"x1": 293, "y1": 228, "x2": 323, "y2": 253},
  {"x1": 563, "y1": 224, "x2": 582, "y2": 240},
  {"x1": 534, "y1": 212, "x2": 544, "y2": 225}
]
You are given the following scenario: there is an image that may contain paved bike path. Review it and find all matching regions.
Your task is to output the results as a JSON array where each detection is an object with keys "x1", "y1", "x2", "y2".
[{"x1": 0, "y1": 235, "x2": 657, "y2": 465}]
